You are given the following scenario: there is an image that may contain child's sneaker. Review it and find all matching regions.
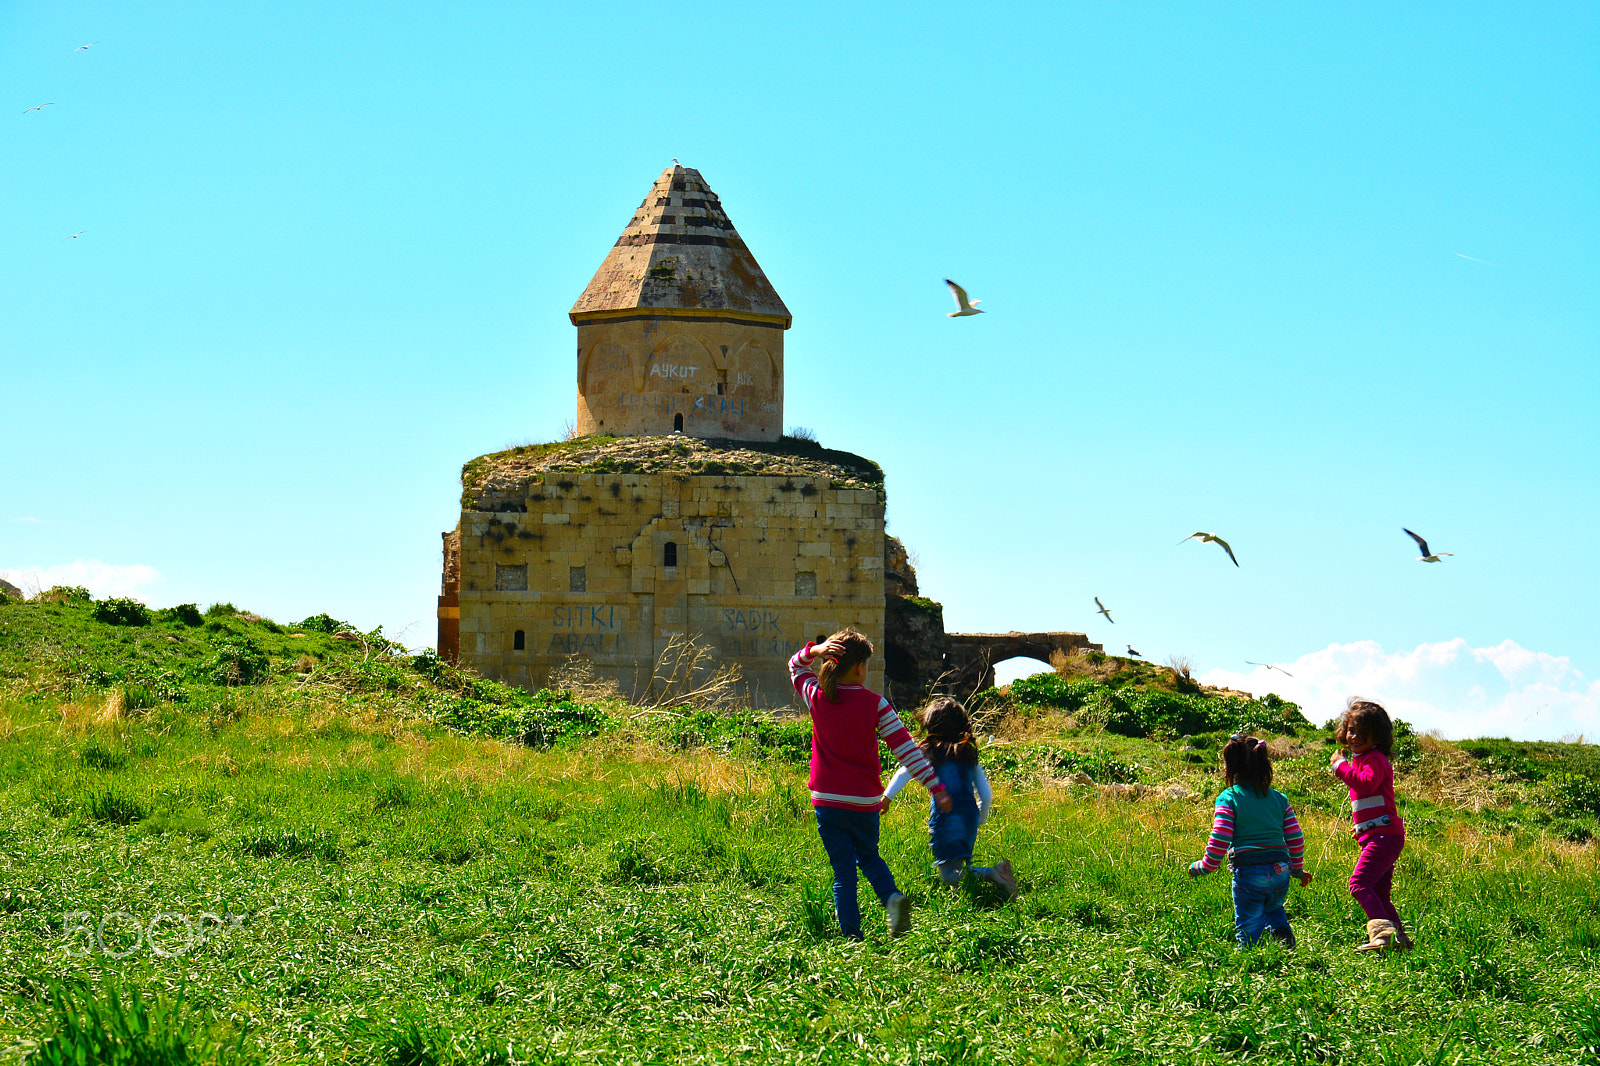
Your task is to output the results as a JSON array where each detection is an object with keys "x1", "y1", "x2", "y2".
[
  {"x1": 990, "y1": 859, "x2": 1018, "y2": 900},
  {"x1": 1268, "y1": 926, "x2": 1297, "y2": 949},
  {"x1": 886, "y1": 892, "x2": 912, "y2": 937}
]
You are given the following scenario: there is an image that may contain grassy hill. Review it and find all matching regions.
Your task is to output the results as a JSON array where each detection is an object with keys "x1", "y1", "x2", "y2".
[{"x1": 0, "y1": 592, "x2": 1597, "y2": 1064}]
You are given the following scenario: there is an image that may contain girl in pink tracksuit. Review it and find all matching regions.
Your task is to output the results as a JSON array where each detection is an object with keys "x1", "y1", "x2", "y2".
[
  {"x1": 789, "y1": 629, "x2": 950, "y2": 941},
  {"x1": 1331, "y1": 698, "x2": 1413, "y2": 952}
]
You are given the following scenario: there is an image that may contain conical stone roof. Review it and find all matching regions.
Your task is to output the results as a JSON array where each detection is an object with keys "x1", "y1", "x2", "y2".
[{"x1": 569, "y1": 165, "x2": 791, "y2": 327}]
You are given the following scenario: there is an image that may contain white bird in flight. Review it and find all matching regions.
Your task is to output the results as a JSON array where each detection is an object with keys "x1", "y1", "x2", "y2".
[
  {"x1": 75, "y1": 41, "x2": 98, "y2": 51},
  {"x1": 1181, "y1": 531, "x2": 1239, "y2": 567},
  {"x1": 945, "y1": 278, "x2": 983, "y2": 317},
  {"x1": 22, "y1": 103, "x2": 53, "y2": 114},
  {"x1": 1246, "y1": 661, "x2": 1294, "y2": 677},
  {"x1": 64, "y1": 231, "x2": 84, "y2": 240},
  {"x1": 1404, "y1": 528, "x2": 1453, "y2": 563},
  {"x1": 1094, "y1": 597, "x2": 1114, "y2": 624}
]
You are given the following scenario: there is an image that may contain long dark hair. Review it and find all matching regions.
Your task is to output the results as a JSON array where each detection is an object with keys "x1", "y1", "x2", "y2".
[
  {"x1": 1336, "y1": 698, "x2": 1394, "y2": 757},
  {"x1": 919, "y1": 697, "x2": 978, "y2": 765},
  {"x1": 1222, "y1": 734, "x2": 1273, "y2": 796},
  {"x1": 817, "y1": 629, "x2": 873, "y2": 703}
]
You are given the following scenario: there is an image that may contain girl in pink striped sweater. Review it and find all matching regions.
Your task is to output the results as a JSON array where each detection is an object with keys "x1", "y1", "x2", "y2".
[
  {"x1": 1331, "y1": 699, "x2": 1413, "y2": 952},
  {"x1": 1189, "y1": 735, "x2": 1313, "y2": 947},
  {"x1": 790, "y1": 630, "x2": 950, "y2": 940}
]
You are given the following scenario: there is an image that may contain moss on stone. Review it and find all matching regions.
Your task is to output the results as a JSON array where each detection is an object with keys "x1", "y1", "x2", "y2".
[{"x1": 461, "y1": 434, "x2": 884, "y2": 508}]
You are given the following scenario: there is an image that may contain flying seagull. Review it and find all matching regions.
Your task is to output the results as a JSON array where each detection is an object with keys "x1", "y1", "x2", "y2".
[
  {"x1": 1403, "y1": 528, "x2": 1453, "y2": 563},
  {"x1": 74, "y1": 41, "x2": 98, "y2": 51},
  {"x1": 1126, "y1": 645, "x2": 1142, "y2": 658},
  {"x1": 1094, "y1": 597, "x2": 1114, "y2": 624},
  {"x1": 22, "y1": 103, "x2": 53, "y2": 114},
  {"x1": 945, "y1": 278, "x2": 984, "y2": 317},
  {"x1": 1246, "y1": 661, "x2": 1294, "y2": 677},
  {"x1": 63, "y1": 231, "x2": 84, "y2": 240},
  {"x1": 1181, "y1": 531, "x2": 1239, "y2": 567}
]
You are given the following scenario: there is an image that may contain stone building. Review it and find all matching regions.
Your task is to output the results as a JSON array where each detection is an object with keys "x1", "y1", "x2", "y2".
[
  {"x1": 437, "y1": 164, "x2": 1098, "y2": 707},
  {"x1": 438, "y1": 166, "x2": 890, "y2": 705}
]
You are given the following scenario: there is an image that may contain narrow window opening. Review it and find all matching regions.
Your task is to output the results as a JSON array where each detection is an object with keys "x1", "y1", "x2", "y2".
[
  {"x1": 673, "y1": 413, "x2": 684, "y2": 431},
  {"x1": 664, "y1": 542, "x2": 678, "y2": 567},
  {"x1": 513, "y1": 629, "x2": 525, "y2": 651}
]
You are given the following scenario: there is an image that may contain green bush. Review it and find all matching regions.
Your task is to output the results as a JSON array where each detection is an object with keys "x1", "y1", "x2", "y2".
[
  {"x1": 160, "y1": 603, "x2": 204, "y2": 627},
  {"x1": 203, "y1": 602, "x2": 239, "y2": 618},
  {"x1": 1538, "y1": 772, "x2": 1600, "y2": 819},
  {"x1": 207, "y1": 642, "x2": 269, "y2": 686},
  {"x1": 40, "y1": 585, "x2": 91, "y2": 604},
  {"x1": 298, "y1": 612, "x2": 352, "y2": 634},
  {"x1": 92, "y1": 598, "x2": 151, "y2": 627}
]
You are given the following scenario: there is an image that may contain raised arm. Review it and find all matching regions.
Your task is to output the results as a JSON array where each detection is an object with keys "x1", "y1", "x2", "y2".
[
  {"x1": 875, "y1": 698, "x2": 948, "y2": 806},
  {"x1": 788, "y1": 642, "x2": 820, "y2": 705},
  {"x1": 974, "y1": 763, "x2": 993, "y2": 825},
  {"x1": 1189, "y1": 802, "x2": 1235, "y2": 876}
]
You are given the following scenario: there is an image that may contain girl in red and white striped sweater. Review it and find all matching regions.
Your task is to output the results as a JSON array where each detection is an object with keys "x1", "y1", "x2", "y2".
[
  {"x1": 790, "y1": 630, "x2": 950, "y2": 940},
  {"x1": 1331, "y1": 698, "x2": 1413, "y2": 952}
]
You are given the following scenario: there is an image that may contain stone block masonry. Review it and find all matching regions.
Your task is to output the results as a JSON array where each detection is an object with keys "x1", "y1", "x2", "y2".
[{"x1": 443, "y1": 438, "x2": 888, "y2": 708}]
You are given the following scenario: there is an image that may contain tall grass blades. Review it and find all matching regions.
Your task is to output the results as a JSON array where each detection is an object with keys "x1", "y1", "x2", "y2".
[{"x1": 26, "y1": 982, "x2": 225, "y2": 1066}]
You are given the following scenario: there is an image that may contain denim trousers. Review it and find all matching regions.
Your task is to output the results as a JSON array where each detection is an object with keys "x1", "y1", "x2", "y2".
[
  {"x1": 814, "y1": 806, "x2": 899, "y2": 937},
  {"x1": 1231, "y1": 861, "x2": 1291, "y2": 946}
]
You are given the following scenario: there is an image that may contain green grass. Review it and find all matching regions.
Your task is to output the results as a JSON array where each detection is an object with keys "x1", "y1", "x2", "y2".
[{"x1": 1, "y1": 599, "x2": 1598, "y2": 1064}]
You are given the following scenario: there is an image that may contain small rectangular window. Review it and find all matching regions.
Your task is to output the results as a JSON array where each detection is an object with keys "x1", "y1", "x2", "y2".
[
  {"x1": 495, "y1": 564, "x2": 528, "y2": 591},
  {"x1": 795, "y1": 572, "x2": 817, "y2": 597},
  {"x1": 569, "y1": 566, "x2": 587, "y2": 592}
]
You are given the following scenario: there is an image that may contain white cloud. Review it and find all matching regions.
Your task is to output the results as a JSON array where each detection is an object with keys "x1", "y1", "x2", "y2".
[
  {"x1": 0, "y1": 560, "x2": 164, "y2": 602},
  {"x1": 1200, "y1": 639, "x2": 1600, "y2": 743}
]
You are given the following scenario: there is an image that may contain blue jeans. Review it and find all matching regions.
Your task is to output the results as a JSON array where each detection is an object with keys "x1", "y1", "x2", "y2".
[
  {"x1": 1231, "y1": 861, "x2": 1291, "y2": 946},
  {"x1": 815, "y1": 806, "x2": 899, "y2": 937}
]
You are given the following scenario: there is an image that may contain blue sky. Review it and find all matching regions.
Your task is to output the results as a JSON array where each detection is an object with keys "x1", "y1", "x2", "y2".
[{"x1": 3, "y1": 3, "x2": 1596, "y2": 739}]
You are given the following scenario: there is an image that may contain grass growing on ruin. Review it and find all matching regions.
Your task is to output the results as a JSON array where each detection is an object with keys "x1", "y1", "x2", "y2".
[{"x1": 1, "y1": 594, "x2": 1598, "y2": 1064}]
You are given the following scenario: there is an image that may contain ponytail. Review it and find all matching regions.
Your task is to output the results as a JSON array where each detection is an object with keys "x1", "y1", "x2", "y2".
[
  {"x1": 817, "y1": 629, "x2": 873, "y2": 703},
  {"x1": 1222, "y1": 734, "x2": 1273, "y2": 796}
]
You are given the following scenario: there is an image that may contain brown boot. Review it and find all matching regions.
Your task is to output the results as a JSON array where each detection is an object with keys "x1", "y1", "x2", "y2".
[
  {"x1": 1392, "y1": 920, "x2": 1414, "y2": 951},
  {"x1": 1354, "y1": 919, "x2": 1396, "y2": 952}
]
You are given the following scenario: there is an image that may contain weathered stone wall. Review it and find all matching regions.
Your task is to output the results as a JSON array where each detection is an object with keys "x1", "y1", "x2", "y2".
[
  {"x1": 574, "y1": 315, "x2": 783, "y2": 440},
  {"x1": 451, "y1": 466, "x2": 884, "y2": 706}
]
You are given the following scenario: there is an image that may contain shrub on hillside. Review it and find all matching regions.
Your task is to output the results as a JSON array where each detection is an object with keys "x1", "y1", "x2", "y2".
[
  {"x1": 208, "y1": 641, "x2": 269, "y2": 686},
  {"x1": 204, "y1": 602, "x2": 240, "y2": 618},
  {"x1": 92, "y1": 597, "x2": 152, "y2": 627},
  {"x1": 426, "y1": 686, "x2": 616, "y2": 748},
  {"x1": 1537, "y1": 772, "x2": 1600, "y2": 819},
  {"x1": 298, "y1": 613, "x2": 352, "y2": 634},
  {"x1": 160, "y1": 603, "x2": 204, "y2": 627},
  {"x1": 40, "y1": 585, "x2": 91, "y2": 604}
]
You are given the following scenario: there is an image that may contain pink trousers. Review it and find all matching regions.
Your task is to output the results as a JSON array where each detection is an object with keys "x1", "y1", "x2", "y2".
[{"x1": 1349, "y1": 833, "x2": 1404, "y2": 924}]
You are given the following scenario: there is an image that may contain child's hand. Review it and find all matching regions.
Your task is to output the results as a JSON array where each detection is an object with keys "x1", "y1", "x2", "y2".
[
  {"x1": 1328, "y1": 750, "x2": 1345, "y2": 771},
  {"x1": 1296, "y1": 870, "x2": 1314, "y2": 887},
  {"x1": 934, "y1": 791, "x2": 953, "y2": 814}
]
